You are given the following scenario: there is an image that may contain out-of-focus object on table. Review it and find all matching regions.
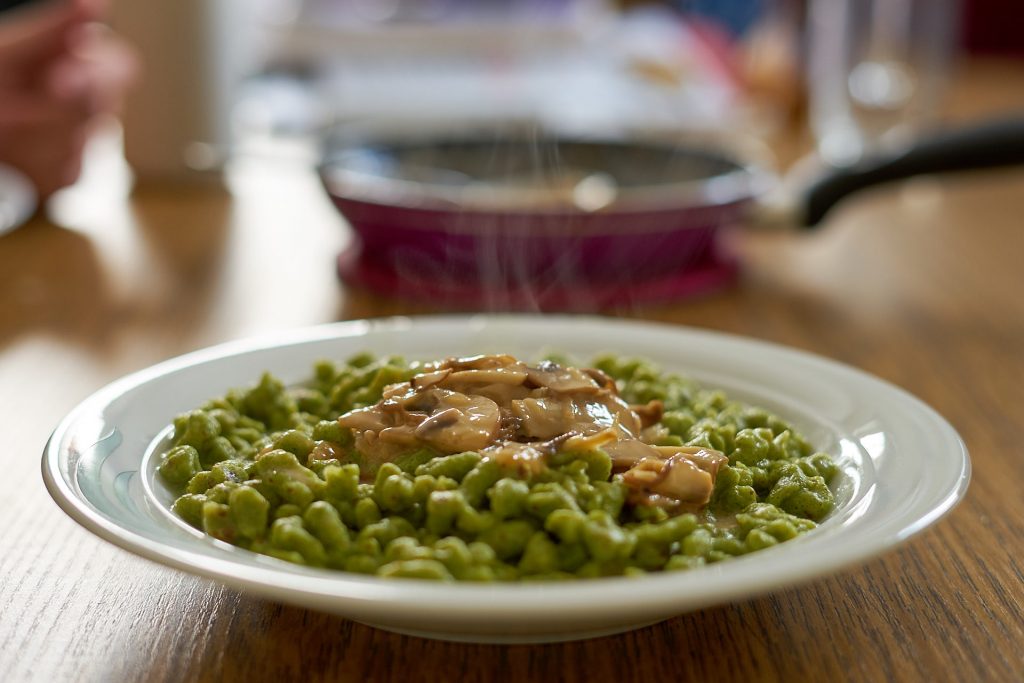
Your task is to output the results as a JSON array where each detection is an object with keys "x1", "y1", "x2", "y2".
[
  {"x1": 735, "y1": 0, "x2": 805, "y2": 129},
  {"x1": 807, "y1": 0, "x2": 960, "y2": 167},
  {"x1": 109, "y1": 0, "x2": 265, "y2": 181},
  {"x1": 321, "y1": 129, "x2": 766, "y2": 310}
]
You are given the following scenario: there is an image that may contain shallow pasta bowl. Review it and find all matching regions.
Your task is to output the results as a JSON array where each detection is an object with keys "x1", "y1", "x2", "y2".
[{"x1": 42, "y1": 315, "x2": 969, "y2": 642}]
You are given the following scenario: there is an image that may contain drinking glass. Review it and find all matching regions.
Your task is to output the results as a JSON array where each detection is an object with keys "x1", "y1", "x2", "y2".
[{"x1": 808, "y1": 0, "x2": 959, "y2": 167}]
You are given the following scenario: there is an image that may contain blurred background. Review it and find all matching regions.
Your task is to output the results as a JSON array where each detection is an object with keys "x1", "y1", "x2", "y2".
[
  {"x1": 75, "y1": 0, "x2": 1011, "y2": 309},
  {"x1": 108, "y1": 0, "x2": 1020, "y2": 179},
  {"x1": 4, "y1": 0, "x2": 1024, "y2": 310}
]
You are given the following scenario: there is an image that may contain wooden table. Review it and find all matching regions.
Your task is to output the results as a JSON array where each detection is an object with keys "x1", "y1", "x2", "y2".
[{"x1": 3, "y1": 59, "x2": 1023, "y2": 683}]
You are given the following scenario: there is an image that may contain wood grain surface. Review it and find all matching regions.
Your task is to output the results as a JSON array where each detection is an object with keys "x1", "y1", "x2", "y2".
[{"x1": 2, "y1": 59, "x2": 1023, "y2": 683}]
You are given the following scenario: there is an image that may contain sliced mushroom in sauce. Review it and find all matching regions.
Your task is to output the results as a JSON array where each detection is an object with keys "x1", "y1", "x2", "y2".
[{"x1": 334, "y1": 354, "x2": 726, "y2": 512}]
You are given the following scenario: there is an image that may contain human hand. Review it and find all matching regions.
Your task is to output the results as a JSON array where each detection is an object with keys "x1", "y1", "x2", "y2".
[{"x1": 0, "y1": 0, "x2": 137, "y2": 198}]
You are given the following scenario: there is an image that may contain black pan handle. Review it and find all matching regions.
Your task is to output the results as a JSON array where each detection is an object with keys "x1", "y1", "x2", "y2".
[{"x1": 802, "y1": 115, "x2": 1024, "y2": 227}]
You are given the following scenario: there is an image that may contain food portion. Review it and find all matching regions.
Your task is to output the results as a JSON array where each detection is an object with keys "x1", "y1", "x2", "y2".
[
  {"x1": 158, "y1": 353, "x2": 838, "y2": 581},
  {"x1": 337, "y1": 354, "x2": 727, "y2": 511}
]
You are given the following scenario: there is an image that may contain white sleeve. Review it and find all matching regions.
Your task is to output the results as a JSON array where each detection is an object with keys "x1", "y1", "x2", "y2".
[{"x1": 0, "y1": 162, "x2": 37, "y2": 235}]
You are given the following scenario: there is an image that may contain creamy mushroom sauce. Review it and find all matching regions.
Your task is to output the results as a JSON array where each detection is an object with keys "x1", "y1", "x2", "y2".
[{"x1": 339, "y1": 354, "x2": 727, "y2": 512}]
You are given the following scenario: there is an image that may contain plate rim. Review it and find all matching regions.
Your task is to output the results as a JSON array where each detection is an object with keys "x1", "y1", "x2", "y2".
[{"x1": 41, "y1": 314, "x2": 971, "y2": 622}]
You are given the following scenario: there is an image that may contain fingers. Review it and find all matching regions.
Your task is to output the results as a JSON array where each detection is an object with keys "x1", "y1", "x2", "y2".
[
  {"x1": 0, "y1": 1, "x2": 87, "y2": 69},
  {"x1": 43, "y1": 24, "x2": 139, "y2": 115},
  {"x1": 0, "y1": 0, "x2": 132, "y2": 197},
  {"x1": 0, "y1": 26, "x2": 136, "y2": 122}
]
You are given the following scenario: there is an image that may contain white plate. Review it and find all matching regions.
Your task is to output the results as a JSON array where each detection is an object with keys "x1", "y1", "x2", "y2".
[{"x1": 42, "y1": 315, "x2": 970, "y2": 643}]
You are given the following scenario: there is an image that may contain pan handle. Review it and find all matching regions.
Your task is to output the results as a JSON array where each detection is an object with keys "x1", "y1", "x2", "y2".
[{"x1": 802, "y1": 116, "x2": 1024, "y2": 227}]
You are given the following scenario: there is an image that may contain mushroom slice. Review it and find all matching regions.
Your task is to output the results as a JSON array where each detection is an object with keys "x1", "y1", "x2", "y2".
[
  {"x1": 584, "y1": 367, "x2": 617, "y2": 391},
  {"x1": 470, "y1": 382, "x2": 532, "y2": 406},
  {"x1": 604, "y1": 438, "x2": 663, "y2": 469},
  {"x1": 399, "y1": 386, "x2": 441, "y2": 413},
  {"x1": 411, "y1": 368, "x2": 452, "y2": 390},
  {"x1": 631, "y1": 399, "x2": 664, "y2": 429},
  {"x1": 562, "y1": 427, "x2": 619, "y2": 452},
  {"x1": 621, "y1": 453, "x2": 717, "y2": 507},
  {"x1": 510, "y1": 397, "x2": 573, "y2": 440},
  {"x1": 337, "y1": 406, "x2": 387, "y2": 432},
  {"x1": 378, "y1": 425, "x2": 421, "y2": 446},
  {"x1": 482, "y1": 441, "x2": 549, "y2": 476},
  {"x1": 436, "y1": 354, "x2": 521, "y2": 371},
  {"x1": 651, "y1": 445, "x2": 728, "y2": 477},
  {"x1": 413, "y1": 389, "x2": 501, "y2": 454},
  {"x1": 525, "y1": 361, "x2": 602, "y2": 394},
  {"x1": 380, "y1": 381, "x2": 412, "y2": 400},
  {"x1": 444, "y1": 368, "x2": 530, "y2": 386},
  {"x1": 573, "y1": 394, "x2": 643, "y2": 436}
]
